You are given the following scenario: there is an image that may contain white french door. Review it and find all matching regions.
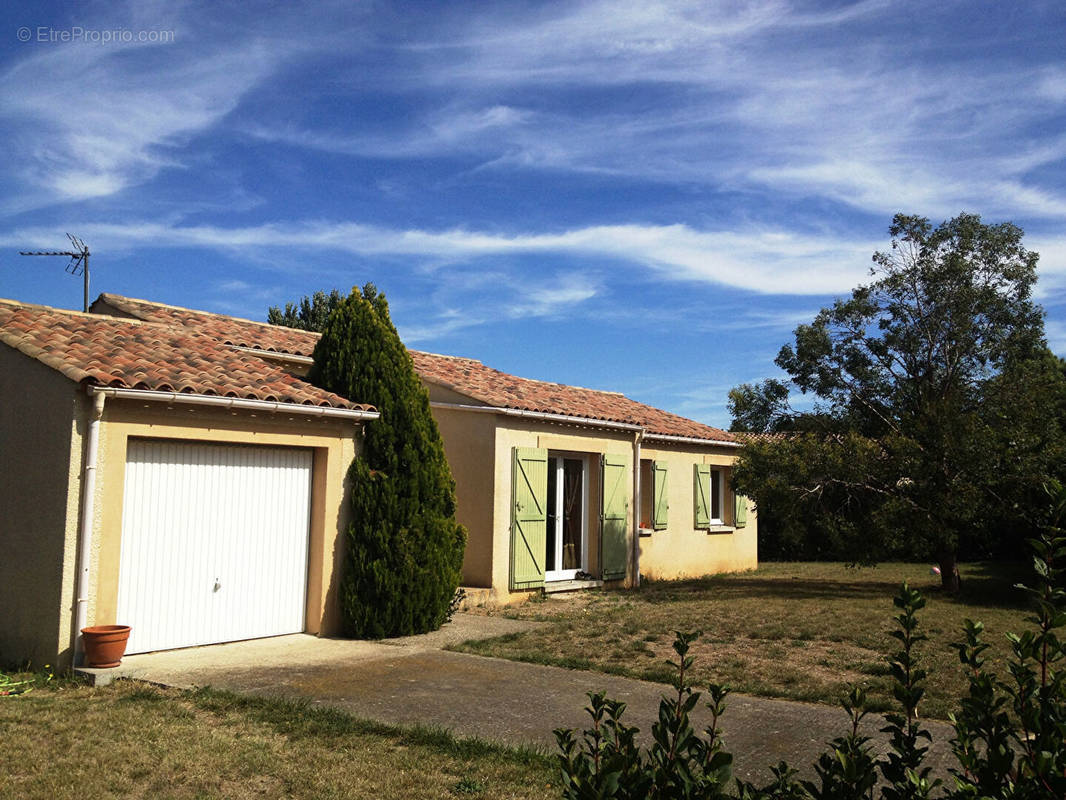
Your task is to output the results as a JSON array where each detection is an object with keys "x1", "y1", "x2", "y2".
[{"x1": 545, "y1": 453, "x2": 589, "y2": 581}]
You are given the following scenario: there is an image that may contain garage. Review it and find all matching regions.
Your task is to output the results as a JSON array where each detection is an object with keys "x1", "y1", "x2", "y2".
[{"x1": 116, "y1": 439, "x2": 314, "y2": 654}]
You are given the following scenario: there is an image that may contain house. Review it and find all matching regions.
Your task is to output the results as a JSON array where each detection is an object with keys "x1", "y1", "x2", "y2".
[
  {"x1": 0, "y1": 293, "x2": 756, "y2": 668},
  {"x1": 89, "y1": 295, "x2": 758, "y2": 600}
]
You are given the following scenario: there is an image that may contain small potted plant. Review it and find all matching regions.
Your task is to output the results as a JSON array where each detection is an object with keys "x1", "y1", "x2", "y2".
[{"x1": 80, "y1": 625, "x2": 132, "y2": 668}]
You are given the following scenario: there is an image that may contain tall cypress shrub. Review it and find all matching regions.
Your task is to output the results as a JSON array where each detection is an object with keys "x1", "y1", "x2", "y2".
[{"x1": 307, "y1": 284, "x2": 466, "y2": 638}]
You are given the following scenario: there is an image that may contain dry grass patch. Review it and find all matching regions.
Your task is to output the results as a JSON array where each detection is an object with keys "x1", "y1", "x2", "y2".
[
  {"x1": 0, "y1": 679, "x2": 555, "y2": 800},
  {"x1": 646, "y1": 636, "x2": 883, "y2": 691},
  {"x1": 458, "y1": 561, "x2": 1033, "y2": 718}
]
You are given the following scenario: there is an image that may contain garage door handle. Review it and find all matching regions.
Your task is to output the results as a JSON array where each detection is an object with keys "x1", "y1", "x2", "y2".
[{"x1": 213, "y1": 579, "x2": 221, "y2": 592}]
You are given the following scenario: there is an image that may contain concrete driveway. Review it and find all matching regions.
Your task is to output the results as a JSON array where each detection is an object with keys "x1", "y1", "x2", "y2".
[{"x1": 108, "y1": 613, "x2": 957, "y2": 785}]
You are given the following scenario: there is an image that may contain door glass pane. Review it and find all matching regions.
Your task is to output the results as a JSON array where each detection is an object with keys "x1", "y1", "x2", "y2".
[
  {"x1": 711, "y1": 469, "x2": 722, "y2": 521},
  {"x1": 639, "y1": 459, "x2": 653, "y2": 528},
  {"x1": 546, "y1": 457, "x2": 558, "y2": 571},
  {"x1": 562, "y1": 458, "x2": 583, "y2": 570}
]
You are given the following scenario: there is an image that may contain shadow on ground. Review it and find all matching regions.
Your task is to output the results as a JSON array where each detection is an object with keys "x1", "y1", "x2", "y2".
[{"x1": 629, "y1": 562, "x2": 1031, "y2": 610}]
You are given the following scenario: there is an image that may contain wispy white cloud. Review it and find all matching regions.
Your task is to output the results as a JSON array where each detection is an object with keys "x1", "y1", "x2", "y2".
[
  {"x1": 398, "y1": 307, "x2": 489, "y2": 343},
  {"x1": 2, "y1": 44, "x2": 271, "y2": 204},
  {"x1": 272, "y1": 0, "x2": 1066, "y2": 221},
  {"x1": 734, "y1": 307, "x2": 823, "y2": 330},
  {"x1": 506, "y1": 274, "x2": 599, "y2": 318},
  {"x1": 395, "y1": 270, "x2": 598, "y2": 342},
  {"x1": 1027, "y1": 237, "x2": 1066, "y2": 306},
  {"x1": 1, "y1": 219, "x2": 878, "y2": 295},
  {"x1": 215, "y1": 278, "x2": 254, "y2": 293},
  {"x1": 0, "y1": 2, "x2": 355, "y2": 209},
  {"x1": 207, "y1": 277, "x2": 287, "y2": 319},
  {"x1": 242, "y1": 104, "x2": 534, "y2": 160},
  {"x1": 9, "y1": 0, "x2": 1064, "y2": 227},
  {"x1": 419, "y1": 0, "x2": 875, "y2": 88},
  {"x1": 1047, "y1": 320, "x2": 1066, "y2": 356},
  {"x1": 1036, "y1": 66, "x2": 1066, "y2": 102}
]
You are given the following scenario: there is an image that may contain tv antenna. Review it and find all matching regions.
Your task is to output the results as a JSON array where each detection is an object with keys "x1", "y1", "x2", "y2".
[{"x1": 19, "y1": 234, "x2": 91, "y2": 311}]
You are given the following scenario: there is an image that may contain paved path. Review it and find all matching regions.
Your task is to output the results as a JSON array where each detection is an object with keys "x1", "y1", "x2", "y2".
[{"x1": 117, "y1": 613, "x2": 956, "y2": 785}]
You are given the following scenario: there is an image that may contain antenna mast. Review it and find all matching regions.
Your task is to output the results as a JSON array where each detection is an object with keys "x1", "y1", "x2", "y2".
[{"x1": 19, "y1": 234, "x2": 91, "y2": 311}]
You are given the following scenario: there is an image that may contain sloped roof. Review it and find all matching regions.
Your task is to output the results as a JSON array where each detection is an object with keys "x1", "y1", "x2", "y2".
[
  {"x1": 408, "y1": 351, "x2": 735, "y2": 442},
  {"x1": 88, "y1": 293, "x2": 736, "y2": 443},
  {"x1": 95, "y1": 293, "x2": 320, "y2": 356},
  {"x1": 0, "y1": 299, "x2": 372, "y2": 411}
]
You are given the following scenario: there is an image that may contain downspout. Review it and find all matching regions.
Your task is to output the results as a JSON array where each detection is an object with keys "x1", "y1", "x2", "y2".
[
  {"x1": 632, "y1": 429, "x2": 643, "y2": 588},
  {"x1": 73, "y1": 390, "x2": 105, "y2": 664}
]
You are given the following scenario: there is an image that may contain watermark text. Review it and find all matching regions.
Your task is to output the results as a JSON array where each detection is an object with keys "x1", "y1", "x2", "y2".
[{"x1": 17, "y1": 26, "x2": 175, "y2": 44}]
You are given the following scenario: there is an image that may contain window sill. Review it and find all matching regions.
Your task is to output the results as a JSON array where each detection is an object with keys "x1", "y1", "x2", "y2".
[
  {"x1": 705, "y1": 525, "x2": 735, "y2": 534},
  {"x1": 639, "y1": 527, "x2": 654, "y2": 537}
]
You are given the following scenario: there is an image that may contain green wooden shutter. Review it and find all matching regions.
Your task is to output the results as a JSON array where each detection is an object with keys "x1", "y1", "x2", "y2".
[
  {"x1": 734, "y1": 493, "x2": 748, "y2": 528},
  {"x1": 511, "y1": 447, "x2": 547, "y2": 590},
  {"x1": 652, "y1": 460, "x2": 669, "y2": 530},
  {"x1": 694, "y1": 464, "x2": 710, "y2": 528},
  {"x1": 601, "y1": 455, "x2": 629, "y2": 581}
]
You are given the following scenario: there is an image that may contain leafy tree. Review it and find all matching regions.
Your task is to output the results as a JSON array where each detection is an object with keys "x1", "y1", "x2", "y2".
[
  {"x1": 976, "y1": 350, "x2": 1066, "y2": 557},
  {"x1": 734, "y1": 432, "x2": 889, "y2": 563},
  {"x1": 268, "y1": 289, "x2": 344, "y2": 332},
  {"x1": 728, "y1": 379, "x2": 791, "y2": 433},
  {"x1": 733, "y1": 213, "x2": 1062, "y2": 590},
  {"x1": 307, "y1": 284, "x2": 466, "y2": 637}
]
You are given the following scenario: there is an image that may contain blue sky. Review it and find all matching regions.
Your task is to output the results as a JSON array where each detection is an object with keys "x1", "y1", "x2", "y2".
[{"x1": 2, "y1": 1, "x2": 1065, "y2": 428}]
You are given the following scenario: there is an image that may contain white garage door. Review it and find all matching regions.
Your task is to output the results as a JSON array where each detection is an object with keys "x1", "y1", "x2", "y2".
[{"x1": 117, "y1": 440, "x2": 313, "y2": 654}]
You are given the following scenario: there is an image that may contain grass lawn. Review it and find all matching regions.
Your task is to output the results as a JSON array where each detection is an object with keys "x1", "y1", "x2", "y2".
[
  {"x1": 0, "y1": 678, "x2": 555, "y2": 800},
  {"x1": 456, "y1": 561, "x2": 1035, "y2": 720}
]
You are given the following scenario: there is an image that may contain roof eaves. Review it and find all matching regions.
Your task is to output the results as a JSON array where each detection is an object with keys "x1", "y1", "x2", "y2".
[
  {"x1": 643, "y1": 431, "x2": 741, "y2": 448},
  {"x1": 88, "y1": 385, "x2": 380, "y2": 421}
]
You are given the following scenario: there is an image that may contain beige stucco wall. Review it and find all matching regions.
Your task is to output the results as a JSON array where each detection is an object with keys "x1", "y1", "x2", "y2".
[
  {"x1": 0, "y1": 347, "x2": 86, "y2": 669},
  {"x1": 637, "y1": 443, "x2": 758, "y2": 581},
  {"x1": 429, "y1": 404, "x2": 497, "y2": 588},
  {"x1": 87, "y1": 399, "x2": 362, "y2": 644}
]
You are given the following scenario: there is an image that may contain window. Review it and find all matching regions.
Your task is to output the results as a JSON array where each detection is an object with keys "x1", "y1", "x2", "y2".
[
  {"x1": 709, "y1": 468, "x2": 723, "y2": 525},
  {"x1": 640, "y1": 459, "x2": 653, "y2": 528},
  {"x1": 694, "y1": 464, "x2": 728, "y2": 528},
  {"x1": 640, "y1": 458, "x2": 669, "y2": 531}
]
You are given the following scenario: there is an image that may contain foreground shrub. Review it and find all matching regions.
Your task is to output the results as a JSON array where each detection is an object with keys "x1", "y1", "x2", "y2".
[
  {"x1": 555, "y1": 631, "x2": 732, "y2": 799},
  {"x1": 555, "y1": 481, "x2": 1066, "y2": 798},
  {"x1": 949, "y1": 481, "x2": 1066, "y2": 798}
]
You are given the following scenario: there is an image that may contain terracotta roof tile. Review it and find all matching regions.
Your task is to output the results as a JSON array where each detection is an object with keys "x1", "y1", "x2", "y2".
[
  {"x1": 408, "y1": 351, "x2": 735, "y2": 442},
  {"x1": 95, "y1": 293, "x2": 320, "y2": 356},
  {"x1": 0, "y1": 300, "x2": 372, "y2": 411},
  {"x1": 733, "y1": 431, "x2": 792, "y2": 443},
  {"x1": 87, "y1": 293, "x2": 735, "y2": 443}
]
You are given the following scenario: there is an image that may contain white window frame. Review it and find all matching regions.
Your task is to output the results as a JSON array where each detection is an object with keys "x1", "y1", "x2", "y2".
[
  {"x1": 709, "y1": 468, "x2": 724, "y2": 525},
  {"x1": 545, "y1": 452, "x2": 590, "y2": 582}
]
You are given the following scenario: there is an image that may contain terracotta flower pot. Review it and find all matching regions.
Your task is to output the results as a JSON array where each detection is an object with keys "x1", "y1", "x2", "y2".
[{"x1": 81, "y1": 625, "x2": 132, "y2": 668}]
